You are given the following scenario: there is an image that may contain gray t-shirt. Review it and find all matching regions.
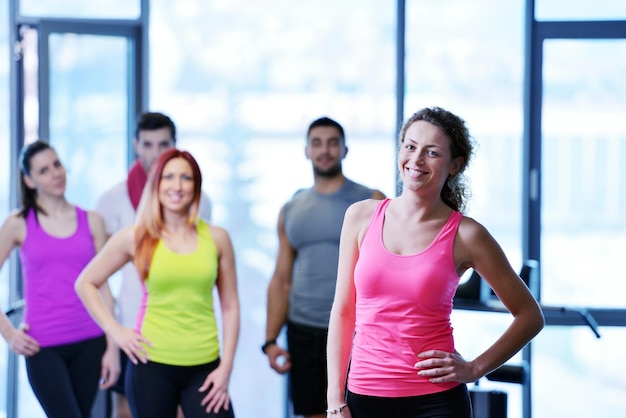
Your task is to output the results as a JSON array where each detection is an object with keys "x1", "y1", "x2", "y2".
[{"x1": 284, "y1": 179, "x2": 374, "y2": 328}]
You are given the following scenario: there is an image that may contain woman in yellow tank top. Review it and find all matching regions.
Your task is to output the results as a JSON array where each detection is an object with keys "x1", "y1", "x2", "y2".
[{"x1": 76, "y1": 149, "x2": 240, "y2": 418}]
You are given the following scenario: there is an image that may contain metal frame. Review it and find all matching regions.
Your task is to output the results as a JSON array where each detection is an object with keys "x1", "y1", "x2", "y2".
[
  {"x1": 395, "y1": 0, "x2": 405, "y2": 197},
  {"x1": 522, "y1": 2, "x2": 626, "y2": 418}
]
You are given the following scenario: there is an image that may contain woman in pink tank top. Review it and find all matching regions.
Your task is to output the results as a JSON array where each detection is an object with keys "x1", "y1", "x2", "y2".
[
  {"x1": 326, "y1": 107, "x2": 545, "y2": 418},
  {"x1": 0, "y1": 140, "x2": 119, "y2": 418}
]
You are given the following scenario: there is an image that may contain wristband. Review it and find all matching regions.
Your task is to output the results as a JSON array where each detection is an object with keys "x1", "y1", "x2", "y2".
[
  {"x1": 326, "y1": 403, "x2": 348, "y2": 414},
  {"x1": 261, "y1": 339, "x2": 277, "y2": 354}
]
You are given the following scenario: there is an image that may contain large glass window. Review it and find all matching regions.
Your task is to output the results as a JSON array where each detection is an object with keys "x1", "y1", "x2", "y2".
[
  {"x1": 149, "y1": 1, "x2": 397, "y2": 416},
  {"x1": 46, "y1": 32, "x2": 129, "y2": 209},
  {"x1": 533, "y1": 327, "x2": 626, "y2": 417},
  {"x1": 541, "y1": 39, "x2": 626, "y2": 309}
]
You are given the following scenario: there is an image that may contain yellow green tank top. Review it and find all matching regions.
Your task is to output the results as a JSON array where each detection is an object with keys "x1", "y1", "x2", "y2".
[{"x1": 137, "y1": 219, "x2": 219, "y2": 366}]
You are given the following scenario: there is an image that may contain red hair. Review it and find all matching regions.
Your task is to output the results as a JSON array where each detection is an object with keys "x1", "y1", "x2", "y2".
[{"x1": 134, "y1": 149, "x2": 203, "y2": 280}]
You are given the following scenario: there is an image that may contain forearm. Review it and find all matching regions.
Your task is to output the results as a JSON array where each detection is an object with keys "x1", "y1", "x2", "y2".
[
  {"x1": 0, "y1": 313, "x2": 16, "y2": 343},
  {"x1": 76, "y1": 282, "x2": 121, "y2": 335},
  {"x1": 219, "y1": 303, "x2": 240, "y2": 371},
  {"x1": 470, "y1": 307, "x2": 544, "y2": 378},
  {"x1": 326, "y1": 308, "x2": 355, "y2": 405},
  {"x1": 265, "y1": 279, "x2": 290, "y2": 340},
  {"x1": 97, "y1": 285, "x2": 119, "y2": 351}
]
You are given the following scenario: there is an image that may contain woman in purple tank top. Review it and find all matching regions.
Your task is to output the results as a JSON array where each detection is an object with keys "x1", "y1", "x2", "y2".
[
  {"x1": 0, "y1": 140, "x2": 119, "y2": 418},
  {"x1": 326, "y1": 107, "x2": 545, "y2": 418}
]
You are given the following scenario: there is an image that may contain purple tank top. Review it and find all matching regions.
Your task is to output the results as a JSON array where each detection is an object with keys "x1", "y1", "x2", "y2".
[{"x1": 19, "y1": 207, "x2": 103, "y2": 347}]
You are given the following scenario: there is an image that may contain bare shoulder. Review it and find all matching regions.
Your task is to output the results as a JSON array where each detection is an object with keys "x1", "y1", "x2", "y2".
[
  {"x1": 86, "y1": 210, "x2": 105, "y2": 229},
  {"x1": 455, "y1": 215, "x2": 505, "y2": 268},
  {"x1": 109, "y1": 225, "x2": 137, "y2": 248},
  {"x1": 457, "y1": 215, "x2": 489, "y2": 240},
  {"x1": 275, "y1": 200, "x2": 292, "y2": 229},
  {"x1": 207, "y1": 224, "x2": 235, "y2": 260},
  {"x1": 456, "y1": 215, "x2": 494, "y2": 249},
  {"x1": 207, "y1": 223, "x2": 232, "y2": 246},
  {"x1": 345, "y1": 198, "x2": 382, "y2": 225},
  {"x1": 0, "y1": 210, "x2": 27, "y2": 243},
  {"x1": 3, "y1": 210, "x2": 25, "y2": 226}
]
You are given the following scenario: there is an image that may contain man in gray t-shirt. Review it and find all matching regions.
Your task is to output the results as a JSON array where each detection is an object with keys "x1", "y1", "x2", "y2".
[{"x1": 263, "y1": 117, "x2": 385, "y2": 418}]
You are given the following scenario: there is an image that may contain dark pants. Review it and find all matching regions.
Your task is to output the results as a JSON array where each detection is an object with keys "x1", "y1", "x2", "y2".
[
  {"x1": 26, "y1": 335, "x2": 106, "y2": 418},
  {"x1": 347, "y1": 384, "x2": 472, "y2": 418},
  {"x1": 125, "y1": 358, "x2": 235, "y2": 418},
  {"x1": 286, "y1": 321, "x2": 328, "y2": 416}
]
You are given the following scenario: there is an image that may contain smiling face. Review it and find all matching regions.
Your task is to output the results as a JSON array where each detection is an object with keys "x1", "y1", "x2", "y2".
[
  {"x1": 398, "y1": 120, "x2": 463, "y2": 194},
  {"x1": 305, "y1": 126, "x2": 347, "y2": 178},
  {"x1": 158, "y1": 157, "x2": 195, "y2": 214},
  {"x1": 23, "y1": 148, "x2": 67, "y2": 197}
]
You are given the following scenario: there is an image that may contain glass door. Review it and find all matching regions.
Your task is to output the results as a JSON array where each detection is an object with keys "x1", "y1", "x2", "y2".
[{"x1": 8, "y1": 19, "x2": 144, "y2": 418}]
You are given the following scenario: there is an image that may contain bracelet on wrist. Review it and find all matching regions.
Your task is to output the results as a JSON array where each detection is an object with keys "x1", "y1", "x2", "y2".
[
  {"x1": 326, "y1": 403, "x2": 348, "y2": 415},
  {"x1": 261, "y1": 339, "x2": 277, "y2": 354}
]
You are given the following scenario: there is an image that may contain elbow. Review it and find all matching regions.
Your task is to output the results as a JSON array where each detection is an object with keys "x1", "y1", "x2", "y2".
[
  {"x1": 74, "y1": 278, "x2": 85, "y2": 299},
  {"x1": 74, "y1": 275, "x2": 96, "y2": 302},
  {"x1": 534, "y1": 308, "x2": 546, "y2": 335},
  {"x1": 329, "y1": 303, "x2": 355, "y2": 330},
  {"x1": 273, "y1": 277, "x2": 290, "y2": 295},
  {"x1": 526, "y1": 304, "x2": 545, "y2": 340},
  {"x1": 532, "y1": 297, "x2": 545, "y2": 330},
  {"x1": 512, "y1": 302, "x2": 545, "y2": 341},
  {"x1": 221, "y1": 298, "x2": 241, "y2": 320}
]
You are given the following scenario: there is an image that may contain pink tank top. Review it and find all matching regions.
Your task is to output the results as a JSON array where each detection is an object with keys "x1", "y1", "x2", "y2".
[
  {"x1": 348, "y1": 198, "x2": 462, "y2": 397},
  {"x1": 19, "y1": 207, "x2": 103, "y2": 347}
]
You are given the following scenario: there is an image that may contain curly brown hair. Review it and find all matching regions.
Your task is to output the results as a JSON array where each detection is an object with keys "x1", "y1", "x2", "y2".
[{"x1": 398, "y1": 107, "x2": 475, "y2": 212}]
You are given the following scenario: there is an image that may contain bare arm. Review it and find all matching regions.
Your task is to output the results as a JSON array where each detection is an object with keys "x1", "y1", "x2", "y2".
[
  {"x1": 264, "y1": 206, "x2": 296, "y2": 373},
  {"x1": 213, "y1": 225, "x2": 240, "y2": 372},
  {"x1": 200, "y1": 225, "x2": 240, "y2": 413},
  {"x1": 75, "y1": 226, "x2": 150, "y2": 364},
  {"x1": 415, "y1": 218, "x2": 545, "y2": 383},
  {"x1": 462, "y1": 220, "x2": 544, "y2": 376},
  {"x1": 0, "y1": 213, "x2": 39, "y2": 356},
  {"x1": 327, "y1": 200, "x2": 376, "y2": 411}
]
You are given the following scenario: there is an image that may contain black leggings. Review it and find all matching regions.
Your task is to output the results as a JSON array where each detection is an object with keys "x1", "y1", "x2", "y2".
[
  {"x1": 347, "y1": 384, "x2": 472, "y2": 418},
  {"x1": 25, "y1": 335, "x2": 106, "y2": 418},
  {"x1": 125, "y1": 358, "x2": 235, "y2": 418}
]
